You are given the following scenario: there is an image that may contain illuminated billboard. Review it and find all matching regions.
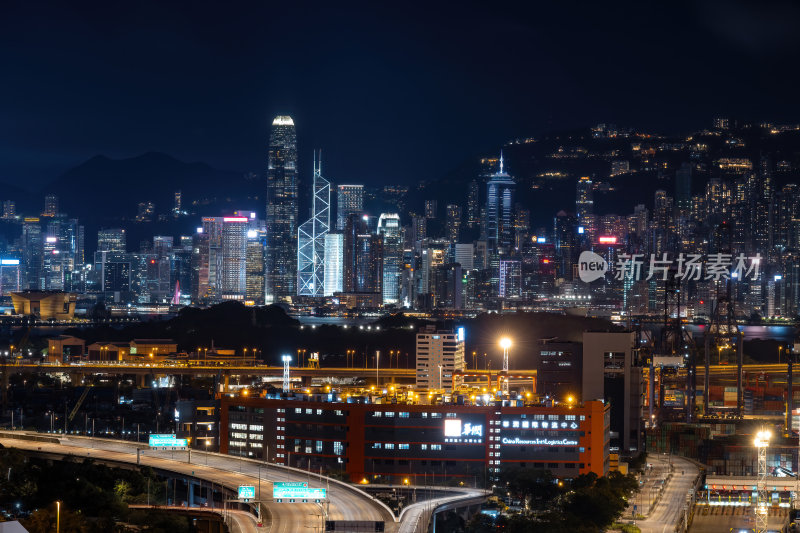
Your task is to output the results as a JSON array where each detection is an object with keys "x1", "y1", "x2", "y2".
[
  {"x1": 148, "y1": 434, "x2": 188, "y2": 448},
  {"x1": 0, "y1": 259, "x2": 20, "y2": 266},
  {"x1": 598, "y1": 236, "x2": 617, "y2": 244},
  {"x1": 273, "y1": 481, "x2": 326, "y2": 500}
]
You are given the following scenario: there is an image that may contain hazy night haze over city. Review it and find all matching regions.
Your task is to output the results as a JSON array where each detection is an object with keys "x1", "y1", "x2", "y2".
[{"x1": 3, "y1": 2, "x2": 800, "y2": 533}]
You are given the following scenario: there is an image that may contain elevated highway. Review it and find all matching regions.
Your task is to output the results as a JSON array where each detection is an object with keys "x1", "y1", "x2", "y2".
[
  {"x1": 0, "y1": 431, "x2": 392, "y2": 533},
  {"x1": 0, "y1": 432, "x2": 486, "y2": 533},
  {"x1": 1, "y1": 362, "x2": 536, "y2": 389}
]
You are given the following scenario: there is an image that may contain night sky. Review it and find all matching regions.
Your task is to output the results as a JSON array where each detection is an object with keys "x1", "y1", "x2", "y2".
[{"x1": 2, "y1": 0, "x2": 800, "y2": 188}]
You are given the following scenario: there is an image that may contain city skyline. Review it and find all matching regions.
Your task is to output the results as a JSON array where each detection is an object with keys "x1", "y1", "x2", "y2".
[{"x1": 3, "y1": 4, "x2": 800, "y2": 533}]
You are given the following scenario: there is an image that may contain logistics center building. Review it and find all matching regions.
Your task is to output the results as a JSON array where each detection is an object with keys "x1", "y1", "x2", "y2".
[{"x1": 220, "y1": 395, "x2": 609, "y2": 484}]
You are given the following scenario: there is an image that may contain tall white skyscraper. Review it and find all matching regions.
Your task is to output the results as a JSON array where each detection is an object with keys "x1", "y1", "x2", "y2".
[{"x1": 323, "y1": 233, "x2": 344, "y2": 296}]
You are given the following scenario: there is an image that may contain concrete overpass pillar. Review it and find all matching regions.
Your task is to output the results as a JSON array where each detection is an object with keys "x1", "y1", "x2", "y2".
[
  {"x1": 223, "y1": 374, "x2": 230, "y2": 393},
  {"x1": 71, "y1": 373, "x2": 82, "y2": 386},
  {"x1": 136, "y1": 374, "x2": 146, "y2": 388},
  {"x1": 188, "y1": 479, "x2": 195, "y2": 506}
]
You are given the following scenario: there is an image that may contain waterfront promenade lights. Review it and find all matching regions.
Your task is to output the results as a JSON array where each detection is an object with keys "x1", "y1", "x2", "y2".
[
  {"x1": 754, "y1": 429, "x2": 771, "y2": 533},
  {"x1": 499, "y1": 337, "x2": 512, "y2": 396},
  {"x1": 281, "y1": 355, "x2": 291, "y2": 392}
]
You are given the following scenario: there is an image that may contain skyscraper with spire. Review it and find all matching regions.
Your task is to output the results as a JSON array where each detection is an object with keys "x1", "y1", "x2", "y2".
[
  {"x1": 485, "y1": 152, "x2": 515, "y2": 252},
  {"x1": 265, "y1": 115, "x2": 298, "y2": 302},
  {"x1": 297, "y1": 151, "x2": 330, "y2": 297}
]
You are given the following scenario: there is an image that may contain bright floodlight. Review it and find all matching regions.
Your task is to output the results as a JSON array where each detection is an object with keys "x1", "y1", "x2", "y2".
[
  {"x1": 754, "y1": 430, "x2": 772, "y2": 447},
  {"x1": 282, "y1": 355, "x2": 291, "y2": 362},
  {"x1": 499, "y1": 337, "x2": 512, "y2": 350}
]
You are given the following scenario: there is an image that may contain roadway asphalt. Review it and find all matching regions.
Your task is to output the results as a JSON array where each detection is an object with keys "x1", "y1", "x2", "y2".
[
  {"x1": 631, "y1": 454, "x2": 700, "y2": 533},
  {"x1": 0, "y1": 433, "x2": 393, "y2": 533}
]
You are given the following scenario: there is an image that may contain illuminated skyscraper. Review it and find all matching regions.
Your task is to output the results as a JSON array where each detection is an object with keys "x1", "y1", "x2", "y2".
[
  {"x1": 265, "y1": 115, "x2": 298, "y2": 302},
  {"x1": 221, "y1": 216, "x2": 248, "y2": 300},
  {"x1": 466, "y1": 179, "x2": 480, "y2": 228},
  {"x1": 42, "y1": 194, "x2": 58, "y2": 217},
  {"x1": 446, "y1": 204, "x2": 461, "y2": 244},
  {"x1": 246, "y1": 227, "x2": 265, "y2": 305},
  {"x1": 485, "y1": 152, "x2": 515, "y2": 252},
  {"x1": 98, "y1": 228, "x2": 126, "y2": 253},
  {"x1": 297, "y1": 152, "x2": 330, "y2": 297},
  {"x1": 324, "y1": 233, "x2": 344, "y2": 296},
  {"x1": 575, "y1": 176, "x2": 594, "y2": 235},
  {"x1": 336, "y1": 185, "x2": 363, "y2": 230},
  {"x1": 378, "y1": 213, "x2": 402, "y2": 304},
  {"x1": 2, "y1": 201, "x2": 15, "y2": 220},
  {"x1": 554, "y1": 211, "x2": 578, "y2": 281},
  {"x1": 675, "y1": 163, "x2": 692, "y2": 214},
  {"x1": 343, "y1": 214, "x2": 382, "y2": 296}
]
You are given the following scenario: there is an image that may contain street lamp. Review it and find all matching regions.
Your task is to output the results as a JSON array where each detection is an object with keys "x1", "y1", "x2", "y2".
[
  {"x1": 56, "y1": 500, "x2": 61, "y2": 533},
  {"x1": 499, "y1": 337, "x2": 512, "y2": 396}
]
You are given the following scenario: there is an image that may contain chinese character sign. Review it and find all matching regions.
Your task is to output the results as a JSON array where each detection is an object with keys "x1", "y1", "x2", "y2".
[{"x1": 577, "y1": 252, "x2": 762, "y2": 283}]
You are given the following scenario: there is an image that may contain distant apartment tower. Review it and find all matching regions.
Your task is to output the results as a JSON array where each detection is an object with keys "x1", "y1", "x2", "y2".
[
  {"x1": 173, "y1": 190, "x2": 183, "y2": 218},
  {"x1": 485, "y1": 153, "x2": 515, "y2": 252},
  {"x1": 412, "y1": 214, "x2": 427, "y2": 243},
  {"x1": 2, "y1": 200, "x2": 15, "y2": 220},
  {"x1": 324, "y1": 233, "x2": 344, "y2": 296},
  {"x1": 415, "y1": 326, "x2": 465, "y2": 392},
  {"x1": 424, "y1": 200, "x2": 438, "y2": 220},
  {"x1": 446, "y1": 204, "x2": 462, "y2": 243},
  {"x1": 42, "y1": 194, "x2": 58, "y2": 217},
  {"x1": 297, "y1": 152, "x2": 330, "y2": 297},
  {"x1": 378, "y1": 213, "x2": 402, "y2": 305},
  {"x1": 675, "y1": 163, "x2": 692, "y2": 213},
  {"x1": 609, "y1": 160, "x2": 629, "y2": 177},
  {"x1": 575, "y1": 177, "x2": 594, "y2": 233},
  {"x1": 265, "y1": 115, "x2": 298, "y2": 303},
  {"x1": 97, "y1": 228, "x2": 127, "y2": 253},
  {"x1": 136, "y1": 201, "x2": 155, "y2": 222},
  {"x1": 336, "y1": 185, "x2": 364, "y2": 230},
  {"x1": 466, "y1": 179, "x2": 480, "y2": 228}
]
